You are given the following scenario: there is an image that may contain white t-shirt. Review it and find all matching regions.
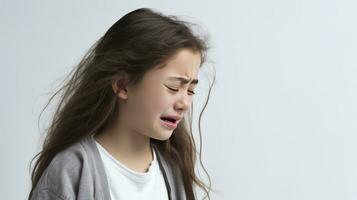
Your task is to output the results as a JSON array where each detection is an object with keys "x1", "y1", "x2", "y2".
[{"x1": 94, "y1": 140, "x2": 169, "y2": 200}]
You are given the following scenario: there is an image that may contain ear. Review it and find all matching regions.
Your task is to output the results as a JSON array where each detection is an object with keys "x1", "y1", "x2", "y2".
[{"x1": 112, "y1": 76, "x2": 129, "y2": 100}]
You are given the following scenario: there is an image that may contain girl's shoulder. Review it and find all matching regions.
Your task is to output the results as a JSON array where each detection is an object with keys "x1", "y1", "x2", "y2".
[{"x1": 31, "y1": 136, "x2": 105, "y2": 200}]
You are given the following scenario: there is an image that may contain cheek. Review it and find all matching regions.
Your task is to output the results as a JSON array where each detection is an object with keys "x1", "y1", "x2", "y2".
[
  {"x1": 150, "y1": 89, "x2": 173, "y2": 112},
  {"x1": 137, "y1": 85, "x2": 172, "y2": 115}
]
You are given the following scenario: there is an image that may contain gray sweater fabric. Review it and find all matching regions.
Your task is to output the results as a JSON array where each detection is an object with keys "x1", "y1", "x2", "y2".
[{"x1": 30, "y1": 136, "x2": 186, "y2": 200}]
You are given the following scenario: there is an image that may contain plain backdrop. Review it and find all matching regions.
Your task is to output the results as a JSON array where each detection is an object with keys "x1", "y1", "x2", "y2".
[{"x1": 1, "y1": 0, "x2": 357, "y2": 199}]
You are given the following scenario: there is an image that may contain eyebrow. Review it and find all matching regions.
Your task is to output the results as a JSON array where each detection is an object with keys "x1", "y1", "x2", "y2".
[{"x1": 168, "y1": 76, "x2": 199, "y2": 85}]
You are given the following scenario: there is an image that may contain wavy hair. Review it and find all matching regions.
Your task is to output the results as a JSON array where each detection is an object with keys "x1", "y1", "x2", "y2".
[{"x1": 28, "y1": 8, "x2": 215, "y2": 200}]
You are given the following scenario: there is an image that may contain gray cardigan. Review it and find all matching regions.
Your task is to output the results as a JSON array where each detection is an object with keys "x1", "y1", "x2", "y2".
[{"x1": 30, "y1": 136, "x2": 186, "y2": 200}]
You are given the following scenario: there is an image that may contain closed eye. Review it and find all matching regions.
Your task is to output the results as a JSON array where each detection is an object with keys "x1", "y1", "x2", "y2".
[
  {"x1": 165, "y1": 86, "x2": 195, "y2": 95},
  {"x1": 167, "y1": 87, "x2": 179, "y2": 92}
]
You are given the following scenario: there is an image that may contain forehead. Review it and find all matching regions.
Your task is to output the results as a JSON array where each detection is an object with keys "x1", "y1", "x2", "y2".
[{"x1": 153, "y1": 49, "x2": 201, "y2": 81}]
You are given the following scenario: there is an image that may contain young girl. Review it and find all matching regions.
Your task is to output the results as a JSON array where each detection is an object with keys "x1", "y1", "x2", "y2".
[{"x1": 28, "y1": 8, "x2": 214, "y2": 200}]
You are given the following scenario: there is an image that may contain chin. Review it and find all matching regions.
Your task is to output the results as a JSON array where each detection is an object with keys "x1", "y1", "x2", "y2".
[{"x1": 153, "y1": 132, "x2": 173, "y2": 141}]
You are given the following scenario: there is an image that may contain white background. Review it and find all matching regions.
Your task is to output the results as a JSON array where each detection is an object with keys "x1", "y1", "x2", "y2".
[{"x1": 1, "y1": 0, "x2": 357, "y2": 199}]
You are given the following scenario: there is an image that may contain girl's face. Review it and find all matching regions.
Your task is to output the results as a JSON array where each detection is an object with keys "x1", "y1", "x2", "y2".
[{"x1": 119, "y1": 48, "x2": 201, "y2": 141}]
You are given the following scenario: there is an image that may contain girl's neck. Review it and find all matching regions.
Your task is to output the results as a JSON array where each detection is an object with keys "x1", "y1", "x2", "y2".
[{"x1": 94, "y1": 125, "x2": 153, "y2": 173}]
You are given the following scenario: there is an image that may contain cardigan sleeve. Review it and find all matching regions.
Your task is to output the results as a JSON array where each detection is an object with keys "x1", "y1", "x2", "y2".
[
  {"x1": 30, "y1": 188, "x2": 69, "y2": 200},
  {"x1": 30, "y1": 145, "x2": 86, "y2": 200}
]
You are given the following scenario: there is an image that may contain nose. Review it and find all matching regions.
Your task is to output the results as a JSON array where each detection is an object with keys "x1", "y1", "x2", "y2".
[{"x1": 174, "y1": 93, "x2": 192, "y2": 112}]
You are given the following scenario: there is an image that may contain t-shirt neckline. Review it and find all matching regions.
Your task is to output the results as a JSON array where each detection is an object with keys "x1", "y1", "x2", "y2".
[{"x1": 92, "y1": 136, "x2": 157, "y2": 183}]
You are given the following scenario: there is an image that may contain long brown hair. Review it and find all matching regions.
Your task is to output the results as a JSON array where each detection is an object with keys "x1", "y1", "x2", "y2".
[{"x1": 28, "y1": 8, "x2": 215, "y2": 200}]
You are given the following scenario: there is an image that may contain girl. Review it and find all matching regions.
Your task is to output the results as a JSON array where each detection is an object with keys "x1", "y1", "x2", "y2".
[{"x1": 28, "y1": 8, "x2": 215, "y2": 200}]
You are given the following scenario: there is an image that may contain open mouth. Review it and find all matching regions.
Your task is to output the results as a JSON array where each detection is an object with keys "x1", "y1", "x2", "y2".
[{"x1": 160, "y1": 117, "x2": 177, "y2": 124}]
